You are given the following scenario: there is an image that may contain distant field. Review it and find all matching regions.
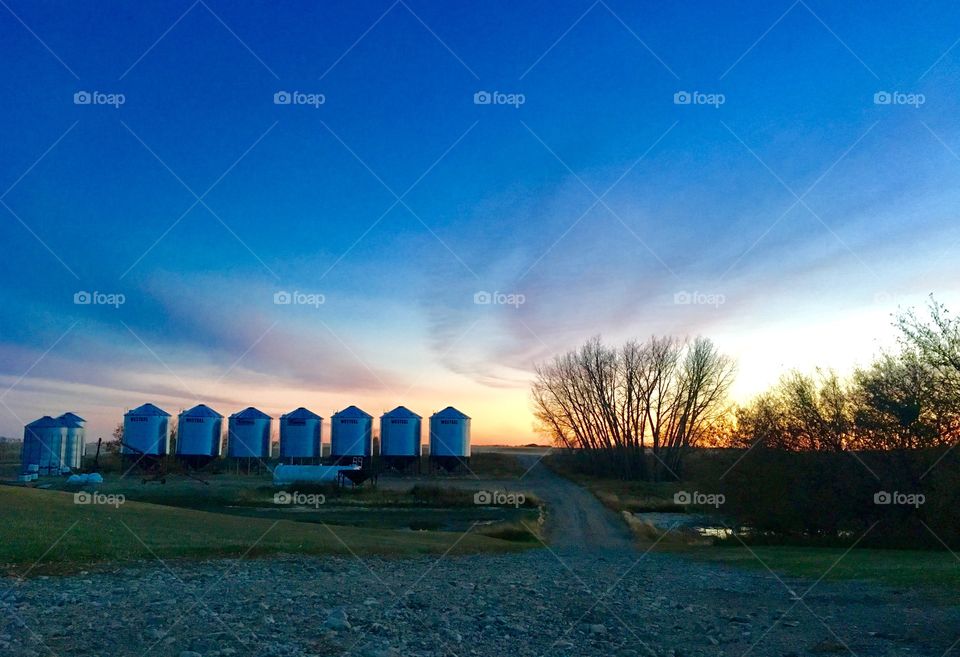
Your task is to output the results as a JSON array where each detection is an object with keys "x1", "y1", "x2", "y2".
[
  {"x1": 0, "y1": 486, "x2": 529, "y2": 576},
  {"x1": 543, "y1": 454, "x2": 684, "y2": 512},
  {"x1": 458, "y1": 451, "x2": 531, "y2": 478}
]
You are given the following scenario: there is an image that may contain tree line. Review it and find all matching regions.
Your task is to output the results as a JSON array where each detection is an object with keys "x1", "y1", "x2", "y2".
[
  {"x1": 734, "y1": 298, "x2": 960, "y2": 452},
  {"x1": 533, "y1": 297, "x2": 960, "y2": 479}
]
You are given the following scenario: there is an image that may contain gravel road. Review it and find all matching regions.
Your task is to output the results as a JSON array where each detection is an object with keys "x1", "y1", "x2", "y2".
[{"x1": 3, "y1": 455, "x2": 958, "y2": 657}]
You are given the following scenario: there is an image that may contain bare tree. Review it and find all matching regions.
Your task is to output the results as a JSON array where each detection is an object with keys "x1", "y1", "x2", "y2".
[
  {"x1": 658, "y1": 337, "x2": 736, "y2": 478},
  {"x1": 532, "y1": 335, "x2": 734, "y2": 480}
]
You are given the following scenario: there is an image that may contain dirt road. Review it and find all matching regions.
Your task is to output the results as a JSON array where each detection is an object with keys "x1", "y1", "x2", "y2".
[{"x1": 513, "y1": 453, "x2": 633, "y2": 550}]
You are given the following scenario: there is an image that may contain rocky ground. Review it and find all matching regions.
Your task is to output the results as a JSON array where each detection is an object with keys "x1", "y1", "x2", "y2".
[{"x1": 2, "y1": 455, "x2": 958, "y2": 657}]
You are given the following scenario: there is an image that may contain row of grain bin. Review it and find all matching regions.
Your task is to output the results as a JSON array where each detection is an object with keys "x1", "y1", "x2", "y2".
[
  {"x1": 21, "y1": 412, "x2": 86, "y2": 475},
  {"x1": 328, "y1": 405, "x2": 472, "y2": 470},
  {"x1": 120, "y1": 403, "x2": 471, "y2": 465},
  {"x1": 121, "y1": 403, "x2": 271, "y2": 461}
]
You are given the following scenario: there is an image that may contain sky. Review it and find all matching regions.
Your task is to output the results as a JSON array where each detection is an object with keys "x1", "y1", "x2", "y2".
[{"x1": 2, "y1": 0, "x2": 960, "y2": 445}]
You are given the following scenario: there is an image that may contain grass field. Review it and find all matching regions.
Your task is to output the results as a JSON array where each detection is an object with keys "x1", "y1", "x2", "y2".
[
  {"x1": 0, "y1": 486, "x2": 529, "y2": 576},
  {"x1": 33, "y1": 474, "x2": 541, "y2": 531},
  {"x1": 683, "y1": 543, "x2": 960, "y2": 594},
  {"x1": 452, "y1": 450, "x2": 532, "y2": 478}
]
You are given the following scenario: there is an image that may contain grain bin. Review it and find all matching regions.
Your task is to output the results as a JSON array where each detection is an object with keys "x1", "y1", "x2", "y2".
[
  {"x1": 123, "y1": 403, "x2": 171, "y2": 457},
  {"x1": 56, "y1": 413, "x2": 86, "y2": 471},
  {"x1": 279, "y1": 407, "x2": 322, "y2": 463},
  {"x1": 59, "y1": 411, "x2": 85, "y2": 426},
  {"x1": 330, "y1": 405, "x2": 372, "y2": 462},
  {"x1": 21, "y1": 416, "x2": 66, "y2": 475},
  {"x1": 429, "y1": 406, "x2": 471, "y2": 472},
  {"x1": 176, "y1": 404, "x2": 223, "y2": 466},
  {"x1": 228, "y1": 407, "x2": 272, "y2": 466},
  {"x1": 380, "y1": 406, "x2": 421, "y2": 471}
]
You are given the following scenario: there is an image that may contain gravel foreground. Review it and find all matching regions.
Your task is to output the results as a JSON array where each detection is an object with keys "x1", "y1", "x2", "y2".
[
  {"x1": 3, "y1": 548, "x2": 957, "y2": 657},
  {"x1": 3, "y1": 457, "x2": 958, "y2": 657}
]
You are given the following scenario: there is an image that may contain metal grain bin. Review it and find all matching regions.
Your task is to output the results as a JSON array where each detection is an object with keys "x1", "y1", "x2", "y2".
[
  {"x1": 429, "y1": 407, "x2": 471, "y2": 471},
  {"x1": 176, "y1": 404, "x2": 223, "y2": 459},
  {"x1": 123, "y1": 403, "x2": 171, "y2": 456},
  {"x1": 57, "y1": 413, "x2": 86, "y2": 471},
  {"x1": 279, "y1": 407, "x2": 322, "y2": 461},
  {"x1": 228, "y1": 407, "x2": 272, "y2": 458},
  {"x1": 22, "y1": 416, "x2": 66, "y2": 475},
  {"x1": 380, "y1": 406, "x2": 422, "y2": 457},
  {"x1": 330, "y1": 405, "x2": 372, "y2": 459}
]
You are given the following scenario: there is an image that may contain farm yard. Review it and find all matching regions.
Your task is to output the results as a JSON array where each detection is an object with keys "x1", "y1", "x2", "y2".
[
  {"x1": 0, "y1": 450, "x2": 544, "y2": 575},
  {"x1": 6, "y1": 1, "x2": 960, "y2": 655},
  {"x1": 2, "y1": 450, "x2": 959, "y2": 657}
]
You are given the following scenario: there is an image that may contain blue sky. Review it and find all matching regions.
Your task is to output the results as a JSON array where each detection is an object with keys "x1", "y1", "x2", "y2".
[{"x1": 2, "y1": 0, "x2": 960, "y2": 443}]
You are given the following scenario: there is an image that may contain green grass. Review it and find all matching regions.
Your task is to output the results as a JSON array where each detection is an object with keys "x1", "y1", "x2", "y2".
[
  {"x1": 35, "y1": 476, "x2": 541, "y2": 533},
  {"x1": 680, "y1": 544, "x2": 960, "y2": 594},
  {"x1": 0, "y1": 486, "x2": 528, "y2": 576}
]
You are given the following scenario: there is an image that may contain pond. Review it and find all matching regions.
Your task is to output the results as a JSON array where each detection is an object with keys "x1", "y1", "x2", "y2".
[{"x1": 635, "y1": 511, "x2": 737, "y2": 538}]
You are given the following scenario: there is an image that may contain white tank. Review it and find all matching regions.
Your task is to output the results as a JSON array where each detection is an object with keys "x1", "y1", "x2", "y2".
[
  {"x1": 22, "y1": 416, "x2": 66, "y2": 475},
  {"x1": 57, "y1": 413, "x2": 86, "y2": 471},
  {"x1": 429, "y1": 406, "x2": 471, "y2": 457},
  {"x1": 330, "y1": 406, "x2": 372, "y2": 458},
  {"x1": 228, "y1": 407, "x2": 272, "y2": 458},
  {"x1": 176, "y1": 404, "x2": 224, "y2": 457},
  {"x1": 273, "y1": 464, "x2": 359, "y2": 486},
  {"x1": 279, "y1": 407, "x2": 322, "y2": 459},
  {"x1": 123, "y1": 403, "x2": 171, "y2": 456},
  {"x1": 380, "y1": 406, "x2": 422, "y2": 457}
]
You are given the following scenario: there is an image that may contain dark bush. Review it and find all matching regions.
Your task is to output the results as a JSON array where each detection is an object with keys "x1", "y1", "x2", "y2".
[{"x1": 718, "y1": 447, "x2": 960, "y2": 549}]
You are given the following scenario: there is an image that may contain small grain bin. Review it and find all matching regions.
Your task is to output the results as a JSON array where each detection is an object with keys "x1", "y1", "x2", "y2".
[
  {"x1": 279, "y1": 407, "x2": 322, "y2": 463},
  {"x1": 123, "y1": 403, "x2": 171, "y2": 457},
  {"x1": 176, "y1": 404, "x2": 223, "y2": 466},
  {"x1": 57, "y1": 412, "x2": 86, "y2": 471},
  {"x1": 22, "y1": 416, "x2": 66, "y2": 475},
  {"x1": 330, "y1": 405, "x2": 372, "y2": 463},
  {"x1": 228, "y1": 407, "x2": 272, "y2": 472},
  {"x1": 380, "y1": 406, "x2": 422, "y2": 472},
  {"x1": 429, "y1": 406, "x2": 471, "y2": 472}
]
